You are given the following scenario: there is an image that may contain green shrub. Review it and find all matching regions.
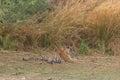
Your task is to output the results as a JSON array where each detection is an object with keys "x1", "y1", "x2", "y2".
[
  {"x1": 97, "y1": 23, "x2": 112, "y2": 54},
  {"x1": 98, "y1": 41, "x2": 106, "y2": 54},
  {"x1": 40, "y1": 32, "x2": 51, "y2": 48},
  {"x1": 0, "y1": 0, "x2": 53, "y2": 23},
  {"x1": 79, "y1": 40, "x2": 89, "y2": 55},
  {"x1": 0, "y1": 34, "x2": 17, "y2": 50}
]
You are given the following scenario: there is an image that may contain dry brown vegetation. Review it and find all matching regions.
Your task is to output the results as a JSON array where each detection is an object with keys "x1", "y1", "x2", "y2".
[
  {"x1": 0, "y1": 0, "x2": 120, "y2": 55},
  {"x1": 0, "y1": 50, "x2": 120, "y2": 80},
  {"x1": 0, "y1": 1, "x2": 120, "y2": 79}
]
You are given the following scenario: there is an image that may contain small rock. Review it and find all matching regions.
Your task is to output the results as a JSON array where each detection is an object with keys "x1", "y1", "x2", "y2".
[{"x1": 48, "y1": 78, "x2": 52, "y2": 80}]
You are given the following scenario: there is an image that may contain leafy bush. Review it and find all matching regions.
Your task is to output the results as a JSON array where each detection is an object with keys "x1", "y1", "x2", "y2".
[
  {"x1": 0, "y1": 34, "x2": 16, "y2": 50},
  {"x1": 79, "y1": 40, "x2": 89, "y2": 55},
  {"x1": 0, "y1": 0, "x2": 53, "y2": 23},
  {"x1": 0, "y1": 25, "x2": 18, "y2": 50}
]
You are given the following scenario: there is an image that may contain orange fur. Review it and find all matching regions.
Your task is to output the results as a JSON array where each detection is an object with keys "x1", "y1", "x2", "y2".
[{"x1": 58, "y1": 47, "x2": 80, "y2": 63}]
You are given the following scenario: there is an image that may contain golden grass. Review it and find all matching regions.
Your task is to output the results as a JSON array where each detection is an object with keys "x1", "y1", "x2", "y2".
[
  {"x1": 0, "y1": 24, "x2": 43, "y2": 50},
  {"x1": 39, "y1": 0, "x2": 120, "y2": 54},
  {"x1": 40, "y1": 0, "x2": 90, "y2": 48},
  {"x1": 88, "y1": 0, "x2": 120, "y2": 53},
  {"x1": 0, "y1": 0, "x2": 120, "y2": 54}
]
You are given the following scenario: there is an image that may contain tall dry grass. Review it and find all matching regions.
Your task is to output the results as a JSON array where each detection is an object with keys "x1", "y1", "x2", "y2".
[
  {"x1": 12, "y1": 23, "x2": 42, "y2": 50},
  {"x1": 0, "y1": 0, "x2": 120, "y2": 54},
  {"x1": 40, "y1": 0, "x2": 120, "y2": 54},
  {"x1": 88, "y1": 0, "x2": 120, "y2": 53},
  {"x1": 40, "y1": 0, "x2": 92, "y2": 48},
  {"x1": 0, "y1": 24, "x2": 43, "y2": 51}
]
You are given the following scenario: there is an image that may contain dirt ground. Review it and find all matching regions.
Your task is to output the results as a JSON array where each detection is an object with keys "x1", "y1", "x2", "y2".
[{"x1": 0, "y1": 50, "x2": 120, "y2": 80}]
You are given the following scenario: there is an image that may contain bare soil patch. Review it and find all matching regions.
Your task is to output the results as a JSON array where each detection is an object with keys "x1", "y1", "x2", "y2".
[{"x1": 0, "y1": 50, "x2": 120, "y2": 80}]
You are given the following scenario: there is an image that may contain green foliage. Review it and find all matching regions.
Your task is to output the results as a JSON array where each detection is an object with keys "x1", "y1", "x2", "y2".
[
  {"x1": 97, "y1": 20, "x2": 113, "y2": 53},
  {"x1": 40, "y1": 32, "x2": 51, "y2": 48},
  {"x1": 98, "y1": 41, "x2": 106, "y2": 54},
  {"x1": 98, "y1": 25, "x2": 106, "y2": 53},
  {"x1": 79, "y1": 40, "x2": 89, "y2": 55},
  {"x1": 98, "y1": 23, "x2": 113, "y2": 45},
  {"x1": 0, "y1": 34, "x2": 17, "y2": 50},
  {"x1": 0, "y1": 0, "x2": 53, "y2": 23}
]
